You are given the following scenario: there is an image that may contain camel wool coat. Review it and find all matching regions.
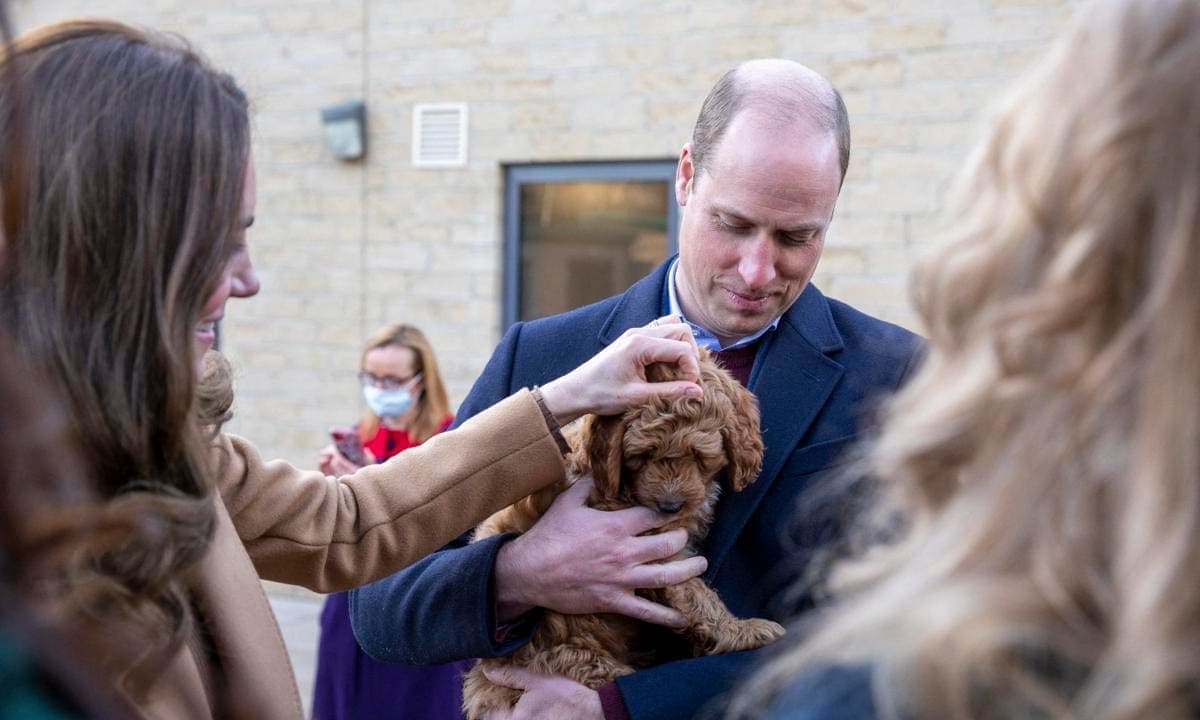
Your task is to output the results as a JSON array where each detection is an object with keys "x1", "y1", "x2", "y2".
[{"x1": 133, "y1": 390, "x2": 565, "y2": 719}]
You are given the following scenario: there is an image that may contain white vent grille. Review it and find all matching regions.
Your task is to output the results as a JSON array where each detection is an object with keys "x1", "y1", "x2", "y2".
[{"x1": 412, "y1": 103, "x2": 468, "y2": 168}]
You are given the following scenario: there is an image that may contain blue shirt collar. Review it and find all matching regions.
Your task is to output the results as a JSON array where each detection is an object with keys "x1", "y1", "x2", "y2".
[{"x1": 665, "y1": 258, "x2": 781, "y2": 352}]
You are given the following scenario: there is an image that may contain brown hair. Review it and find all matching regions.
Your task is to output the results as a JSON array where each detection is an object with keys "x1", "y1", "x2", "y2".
[
  {"x1": 691, "y1": 60, "x2": 851, "y2": 185},
  {"x1": 0, "y1": 19, "x2": 250, "y2": 690},
  {"x1": 735, "y1": 1, "x2": 1200, "y2": 718},
  {"x1": 358, "y1": 324, "x2": 452, "y2": 444}
]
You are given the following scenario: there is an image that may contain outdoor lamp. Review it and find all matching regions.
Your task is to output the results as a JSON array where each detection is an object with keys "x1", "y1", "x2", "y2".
[{"x1": 320, "y1": 100, "x2": 367, "y2": 161}]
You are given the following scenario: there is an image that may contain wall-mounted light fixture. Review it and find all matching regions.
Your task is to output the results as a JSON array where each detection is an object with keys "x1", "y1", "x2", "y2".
[{"x1": 320, "y1": 100, "x2": 367, "y2": 161}]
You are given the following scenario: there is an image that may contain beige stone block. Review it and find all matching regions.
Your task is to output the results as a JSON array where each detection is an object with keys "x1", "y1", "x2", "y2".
[
  {"x1": 471, "y1": 270, "x2": 501, "y2": 300},
  {"x1": 838, "y1": 89, "x2": 871, "y2": 120},
  {"x1": 871, "y1": 151, "x2": 958, "y2": 184},
  {"x1": 826, "y1": 276, "x2": 909, "y2": 309},
  {"x1": 430, "y1": 243, "x2": 498, "y2": 273},
  {"x1": 749, "y1": 1, "x2": 818, "y2": 25},
  {"x1": 871, "y1": 21, "x2": 947, "y2": 51},
  {"x1": 368, "y1": 1, "x2": 455, "y2": 24},
  {"x1": 905, "y1": 46, "x2": 999, "y2": 82},
  {"x1": 602, "y1": 42, "x2": 671, "y2": 68},
  {"x1": 393, "y1": 47, "x2": 479, "y2": 77},
  {"x1": 550, "y1": 68, "x2": 628, "y2": 98},
  {"x1": 871, "y1": 82, "x2": 994, "y2": 120},
  {"x1": 571, "y1": 97, "x2": 646, "y2": 129},
  {"x1": 407, "y1": 271, "x2": 477, "y2": 299},
  {"x1": 512, "y1": 102, "x2": 572, "y2": 130},
  {"x1": 529, "y1": 130, "x2": 593, "y2": 158},
  {"x1": 452, "y1": 225, "x2": 501, "y2": 249},
  {"x1": 456, "y1": 0, "x2": 510, "y2": 19},
  {"x1": 780, "y1": 23, "x2": 872, "y2": 58},
  {"x1": 693, "y1": 31, "x2": 781, "y2": 63},
  {"x1": 815, "y1": 246, "x2": 867, "y2": 275},
  {"x1": 486, "y1": 15, "x2": 558, "y2": 45},
  {"x1": 852, "y1": 120, "x2": 915, "y2": 149},
  {"x1": 997, "y1": 44, "x2": 1050, "y2": 75},
  {"x1": 946, "y1": 9, "x2": 1072, "y2": 46},
  {"x1": 891, "y1": 0, "x2": 990, "y2": 15},
  {"x1": 827, "y1": 213, "x2": 907, "y2": 246},
  {"x1": 646, "y1": 97, "x2": 701, "y2": 127},
  {"x1": 908, "y1": 211, "x2": 958, "y2": 242},
  {"x1": 489, "y1": 77, "x2": 556, "y2": 102},
  {"x1": 844, "y1": 153, "x2": 872, "y2": 183},
  {"x1": 526, "y1": 44, "x2": 604, "y2": 72},
  {"x1": 681, "y1": 1, "x2": 754, "y2": 29},
  {"x1": 477, "y1": 48, "x2": 530, "y2": 73},
  {"x1": 993, "y1": 0, "x2": 1067, "y2": 6},
  {"x1": 513, "y1": 0, "x2": 587, "y2": 12},
  {"x1": 819, "y1": 0, "x2": 892, "y2": 20},
  {"x1": 865, "y1": 247, "x2": 917, "y2": 275},
  {"x1": 367, "y1": 240, "x2": 431, "y2": 272},
  {"x1": 913, "y1": 119, "x2": 984, "y2": 150},
  {"x1": 831, "y1": 54, "x2": 904, "y2": 88}
]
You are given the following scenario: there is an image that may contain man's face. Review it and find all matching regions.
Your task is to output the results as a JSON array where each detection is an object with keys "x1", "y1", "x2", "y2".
[{"x1": 673, "y1": 112, "x2": 842, "y2": 345}]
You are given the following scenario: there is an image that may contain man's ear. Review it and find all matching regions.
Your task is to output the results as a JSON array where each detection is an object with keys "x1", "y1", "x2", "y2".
[
  {"x1": 675, "y1": 143, "x2": 695, "y2": 208},
  {"x1": 578, "y1": 414, "x2": 626, "y2": 500}
]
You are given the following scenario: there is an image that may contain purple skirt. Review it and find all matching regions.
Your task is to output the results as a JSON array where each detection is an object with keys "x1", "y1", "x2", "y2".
[{"x1": 312, "y1": 591, "x2": 470, "y2": 720}]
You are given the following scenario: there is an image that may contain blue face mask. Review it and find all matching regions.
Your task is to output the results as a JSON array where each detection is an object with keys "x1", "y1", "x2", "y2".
[{"x1": 363, "y1": 385, "x2": 414, "y2": 419}]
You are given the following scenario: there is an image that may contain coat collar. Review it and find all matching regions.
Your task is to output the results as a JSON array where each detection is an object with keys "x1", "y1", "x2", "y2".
[
  {"x1": 597, "y1": 259, "x2": 847, "y2": 577},
  {"x1": 598, "y1": 257, "x2": 845, "y2": 354}
]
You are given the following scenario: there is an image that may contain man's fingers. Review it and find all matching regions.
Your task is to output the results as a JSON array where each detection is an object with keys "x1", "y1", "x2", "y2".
[
  {"x1": 609, "y1": 594, "x2": 689, "y2": 629},
  {"x1": 483, "y1": 664, "x2": 536, "y2": 691},
  {"x1": 624, "y1": 555, "x2": 708, "y2": 589},
  {"x1": 623, "y1": 526, "x2": 688, "y2": 560},
  {"x1": 552, "y1": 475, "x2": 594, "y2": 508}
]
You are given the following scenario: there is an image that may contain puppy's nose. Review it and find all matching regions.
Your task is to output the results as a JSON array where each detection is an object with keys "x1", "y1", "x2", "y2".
[{"x1": 656, "y1": 499, "x2": 684, "y2": 514}]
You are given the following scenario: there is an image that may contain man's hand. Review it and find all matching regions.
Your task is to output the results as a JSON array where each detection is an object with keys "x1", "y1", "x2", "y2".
[
  {"x1": 494, "y1": 477, "x2": 707, "y2": 627},
  {"x1": 481, "y1": 666, "x2": 602, "y2": 720}
]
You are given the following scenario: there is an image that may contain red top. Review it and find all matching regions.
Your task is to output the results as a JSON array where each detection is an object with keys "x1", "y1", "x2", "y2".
[{"x1": 363, "y1": 415, "x2": 454, "y2": 462}]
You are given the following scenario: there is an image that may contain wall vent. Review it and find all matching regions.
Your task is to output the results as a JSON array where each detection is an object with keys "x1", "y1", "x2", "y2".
[{"x1": 412, "y1": 103, "x2": 468, "y2": 168}]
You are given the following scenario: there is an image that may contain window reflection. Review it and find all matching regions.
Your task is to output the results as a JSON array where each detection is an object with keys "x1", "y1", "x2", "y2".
[{"x1": 519, "y1": 181, "x2": 669, "y2": 321}]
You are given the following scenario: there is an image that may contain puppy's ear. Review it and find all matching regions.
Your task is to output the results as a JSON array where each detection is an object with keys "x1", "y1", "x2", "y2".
[
  {"x1": 577, "y1": 414, "x2": 627, "y2": 500},
  {"x1": 717, "y1": 373, "x2": 764, "y2": 492}
]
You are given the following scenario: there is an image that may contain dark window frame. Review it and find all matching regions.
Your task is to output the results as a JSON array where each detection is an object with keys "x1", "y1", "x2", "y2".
[{"x1": 502, "y1": 160, "x2": 680, "y2": 331}]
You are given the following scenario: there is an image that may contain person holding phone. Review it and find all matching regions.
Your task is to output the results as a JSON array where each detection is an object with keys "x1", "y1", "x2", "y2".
[{"x1": 314, "y1": 324, "x2": 463, "y2": 720}]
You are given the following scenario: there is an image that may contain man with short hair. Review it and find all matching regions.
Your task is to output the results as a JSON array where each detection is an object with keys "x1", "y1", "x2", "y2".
[{"x1": 351, "y1": 59, "x2": 921, "y2": 719}]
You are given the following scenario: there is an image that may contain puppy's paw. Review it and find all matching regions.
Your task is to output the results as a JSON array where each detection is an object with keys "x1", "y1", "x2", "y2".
[{"x1": 707, "y1": 617, "x2": 786, "y2": 654}]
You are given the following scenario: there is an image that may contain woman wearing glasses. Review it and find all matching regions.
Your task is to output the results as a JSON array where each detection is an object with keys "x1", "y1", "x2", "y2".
[{"x1": 314, "y1": 324, "x2": 466, "y2": 720}]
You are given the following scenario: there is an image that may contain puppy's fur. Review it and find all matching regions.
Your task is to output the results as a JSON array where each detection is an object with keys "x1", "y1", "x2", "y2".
[{"x1": 462, "y1": 349, "x2": 785, "y2": 719}]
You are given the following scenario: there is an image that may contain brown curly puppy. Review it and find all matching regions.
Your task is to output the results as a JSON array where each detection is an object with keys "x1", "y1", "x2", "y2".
[{"x1": 462, "y1": 349, "x2": 785, "y2": 719}]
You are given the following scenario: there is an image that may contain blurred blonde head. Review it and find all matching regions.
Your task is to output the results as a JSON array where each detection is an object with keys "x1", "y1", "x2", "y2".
[
  {"x1": 737, "y1": 1, "x2": 1200, "y2": 718},
  {"x1": 359, "y1": 324, "x2": 451, "y2": 444}
]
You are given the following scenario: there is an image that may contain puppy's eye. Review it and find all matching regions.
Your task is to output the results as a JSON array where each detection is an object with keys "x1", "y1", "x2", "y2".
[{"x1": 625, "y1": 455, "x2": 646, "y2": 470}]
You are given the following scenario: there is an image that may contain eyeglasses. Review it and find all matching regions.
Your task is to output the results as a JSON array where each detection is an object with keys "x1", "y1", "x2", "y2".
[{"x1": 357, "y1": 371, "x2": 422, "y2": 390}]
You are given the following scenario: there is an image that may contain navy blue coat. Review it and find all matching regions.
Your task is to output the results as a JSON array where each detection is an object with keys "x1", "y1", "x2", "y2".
[{"x1": 350, "y1": 260, "x2": 921, "y2": 719}]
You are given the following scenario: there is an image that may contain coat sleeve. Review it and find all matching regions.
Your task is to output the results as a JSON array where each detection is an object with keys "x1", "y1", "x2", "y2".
[
  {"x1": 612, "y1": 650, "x2": 765, "y2": 719},
  {"x1": 348, "y1": 322, "x2": 539, "y2": 664},
  {"x1": 214, "y1": 387, "x2": 564, "y2": 592}
]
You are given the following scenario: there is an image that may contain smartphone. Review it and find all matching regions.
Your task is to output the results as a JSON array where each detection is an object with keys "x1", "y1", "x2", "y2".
[{"x1": 329, "y1": 426, "x2": 366, "y2": 466}]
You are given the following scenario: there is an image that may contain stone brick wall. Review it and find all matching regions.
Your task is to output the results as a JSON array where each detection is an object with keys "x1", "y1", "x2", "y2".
[{"x1": 12, "y1": 0, "x2": 1082, "y2": 467}]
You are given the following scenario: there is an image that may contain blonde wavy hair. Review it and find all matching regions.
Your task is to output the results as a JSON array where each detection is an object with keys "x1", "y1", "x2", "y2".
[
  {"x1": 357, "y1": 323, "x2": 451, "y2": 444},
  {"x1": 736, "y1": 1, "x2": 1200, "y2": 718}
]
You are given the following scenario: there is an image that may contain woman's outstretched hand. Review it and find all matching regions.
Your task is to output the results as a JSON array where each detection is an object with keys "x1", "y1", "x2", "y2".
[{"x1": 538, "y1": 315, "x2": 701, "y2": 425}]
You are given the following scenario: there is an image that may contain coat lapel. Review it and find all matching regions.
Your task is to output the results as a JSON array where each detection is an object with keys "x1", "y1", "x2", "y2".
[
  {"x1": 704, "y1": 284, "x2": 845, "y2": 578},
  {"x1": 597, "y1": 259, "x2": 673, "y2": 345}
]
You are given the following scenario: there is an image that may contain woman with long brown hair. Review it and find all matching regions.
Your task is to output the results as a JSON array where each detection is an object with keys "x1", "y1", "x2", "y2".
[
  {"x1": 0, "y1": 19, "x2": 705, "y2": 719},
  {"x1": 735, "y1": 1, "x2": 1200, "y2": 718}
]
